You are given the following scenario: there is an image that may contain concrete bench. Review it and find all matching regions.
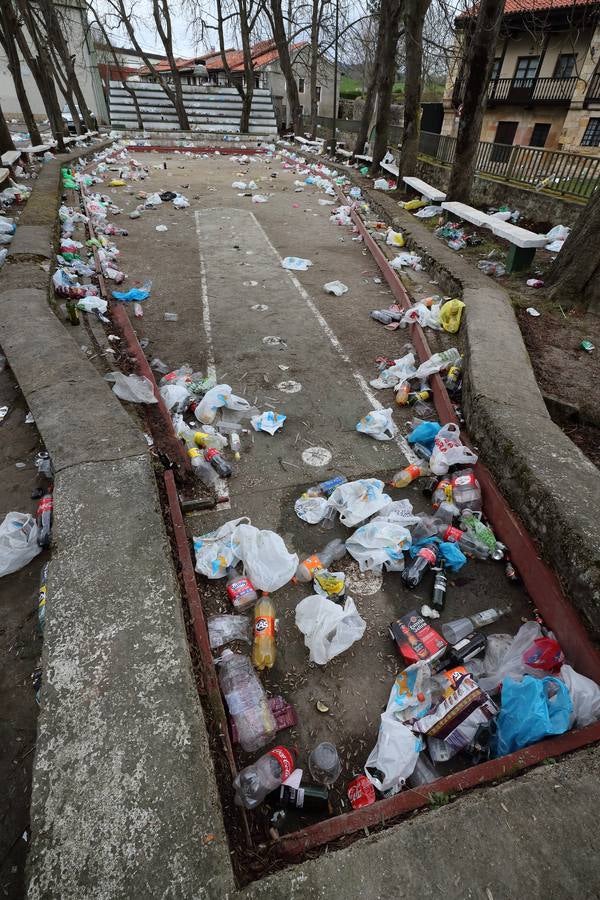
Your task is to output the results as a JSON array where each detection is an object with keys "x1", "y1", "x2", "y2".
[
  {"x1": 22, "y1": 143, "x2": 54, "y2": 156},
  {"x1": 380, "y1": 159, "x2": 399, "y2": 178},
  {"x1": 355, "y1": 154, "x2": 372, "y2": 165},
  {"x1": 335, "y1": 148, "x2": 353, "y2": 159},
  {"x1": 403, "y1": 175, "x2": 446, "y2": 203},
  {"x1": 295, "y1": 135, "x2": 321, "y2": 150},
  {"x1": 1, "y1": 150, "x2": 22, "y2": 168},
  {"x1": 442, "y1": 201, "x2": 546, "y2": 271},
  {"x1": 0, "y1": 167, "x2": 9, "y2": 186}
]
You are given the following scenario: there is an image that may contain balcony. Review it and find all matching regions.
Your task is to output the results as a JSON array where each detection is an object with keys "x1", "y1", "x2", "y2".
[
  {"x1": 487, "y1": 76, "x2": 578, "y2": 105},
  {"x1": 584, "y1": 72, "x2": 600, "y2": 106}
]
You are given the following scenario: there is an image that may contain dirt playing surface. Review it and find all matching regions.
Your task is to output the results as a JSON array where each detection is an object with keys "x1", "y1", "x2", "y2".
[{"x1": 100, "y1": 148, "x2": 534, "y2": 852}]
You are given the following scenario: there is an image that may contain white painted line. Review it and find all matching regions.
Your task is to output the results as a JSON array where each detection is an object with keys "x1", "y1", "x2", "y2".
[
  {"x1": 194, "y1": 211, "x2": 217, "y2": 382},
  {"x1": 247, "y1": 211, "x2": 416, "y2": 465}
]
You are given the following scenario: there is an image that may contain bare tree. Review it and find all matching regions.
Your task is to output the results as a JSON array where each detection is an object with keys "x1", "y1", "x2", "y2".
[
  {"x1": 266, "y1": 0, "x2": 303, "y2": 132},
  {"x1": 105, "y1": 0, "x2": 190, "y2": 130},
  {"x1": 547, "y1": 189, "x2": 600, "y2": 313},
  {"x1": 398, "y1": 0, "x2": 431, "y2": 178},
  {"x1": 352, "y1": 1, "x2": 386, "y2": 158},
  {"x1": 0, "y1": 100, "x2": 15, "y2": 154},
  {"x1": 446, "y1": 0, "x2": 504, "y2": 202},
  {"x1": 0, "y1": 11, "x2": 42, "y2": 145},
  {"x1": 89, "y1": 6, "x2": 144, "y2": 130},
  {"x1": 308, "y1": 0, "x2": 331, "y2": 137},
  {"x1": 370, "y1": 0, "x2": 403, "y2": 174}
]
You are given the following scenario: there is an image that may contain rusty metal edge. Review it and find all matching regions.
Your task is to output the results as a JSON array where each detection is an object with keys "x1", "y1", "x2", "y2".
[{"x1": 124, "y1": 145, "x2": 268, "y2": 156}]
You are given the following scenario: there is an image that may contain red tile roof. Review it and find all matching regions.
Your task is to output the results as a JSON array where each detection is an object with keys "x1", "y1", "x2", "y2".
[
  {"x1": 461, "y1": 0, "x2": 596, "y2": 16},
  {"x1": 202, "y1": 40, "x2": 308, "y2": 73}
]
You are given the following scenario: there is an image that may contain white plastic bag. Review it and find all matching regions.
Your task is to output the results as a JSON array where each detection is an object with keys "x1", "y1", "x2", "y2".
[
  {"x1": 546, "y1": 224, "x2": 570, "y2": 242},
  {"x1": 414, "y1": 347, "x2": 461, "y2": 380},
  {"x1": 77, "y1": 296, "x2": 108, "y2": 314},
  {"x1": 400, "y1": 302, "x2": 442, "y2": 330},
  {"x1": 323, "y1": 281, "x2": 348, "y2": 296},
  {"x1": 282, "y1": 256, "x2": 313, "y2": 271},
  {"x1": 294, "y1": 496, "x2": 329, "y2": 524},
  {"x1": 0, "y1": 513, "x2": 41, "y2": 577},
  {"x1": 429, "y1": 423, "x2": 478, "y2": 476},
  {"x1": 390, "y1": 253, "x2": 422, "y2": 270},
  {"x1": 195, "y1": 384, "x2": 232, "y2": 424},
  {"x1": 414, "y1": 205, "x2": 442, "y2": 219},
  {"x1": 346, "y1": 520, "x2": 411, "y2": 573},
  {"x1": 373, "y1": 178, "x2": 390, "y2": 191},
  {"x1": 232, "y1": 523, "x2": 298, "y2": 592},
  {"x1": 232, "y1": 181, "x2": 247, "y2": 189},
  {"x1": 250, "y1": 411, "x2": 286, "y2": 435},
  {"x1": 369, "y1": 352, "x2": 416, "y2": 390},
  {"x1": 560, "y1": 665, "x2": 600, "y2": 728},
  {"x1": 328, "y1": 478, "x2": 391, "y2": 527},
  {"x1": 374, "y1": 499, "x2": 420, "y2": 527},
  {"x1": 193, "y1": 517, "x2": 249, "y2": 579},
  {"x1": 365, "y1": 712, "x2": 421, "y2": 793},
  {"x1": 145, "y1": 192, "x2": 162, "y2": 206},
  {"x1": 356, "y1": 408, "x2": 397, "y2": 441},
  {"x1": 478, "y1": 622, "x2": 548, "y2": 693},
  {"x1": 159, "y1": 382, "x2": 191, "y2": 412},
  {"x1": 173, "y1": 195, "x2": 189, "y2": 208},
  {"x1": 104, "y1": 372, "x2": 157, "y2": 404},
  {"x1": 295, "y1": 594, "x2": 366, "y2": 665}
]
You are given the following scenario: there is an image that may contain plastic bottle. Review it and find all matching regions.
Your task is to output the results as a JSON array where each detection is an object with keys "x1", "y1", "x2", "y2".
[
  {"x1": 218, "y1": 649, "x2": 276, "y2": 753},
  {"x1": 451, "y1": 469, "x2": 482, "y2": 513},
  {"x1": 188, "y1": 448, "x2": 220, "y2": 488},
  {"x1": 204, "y1": 448, "x2": 232, "y2": 478},
  {"x1": 194, "y1": 430, "x2": 228, "y2": 451},
  {"x1": 226, "y1": 566, "x2": 258, "y2": 612},
  {"x1": 431, "y1": 477, "x2": 452, "y2": 510},
  {"x1": 230, "y1": 432, "x2": 241, "y2": 460},
  {"x1": 233, "y1": 745, "x2": 295, "y2": 809},
  {"x1": 390, "y1": 463, "x2": 429, "y2": 489},
  {"x1": 443, "y1": 525, "x2": 490, "y2": 560},
  {"x1": 305, "y1": 475, "x2": 347, "y2": 498},
  {"x1": 36, "y1": 494, "x2": 53, "y2": 549},
  {"x1": 252, "y1": 596, "x2": 276, "y2": 670},
  {"x1": 308, "y1": 742, "x2": 342, "y2": 786},
  {"x1": 395, "y1": 381, "x2": 411, "y2": 406},
  {"x1": 441, "y1": 606, "x2": 511, "y2": 644},
  {"x1": 402, "y1": 545, "x2": 438, "y2": 589},
  {"x1": 431, "y1": 562, "x2": 447, "y2": 613},
  {"x1": 294, "y1": 538, "x2": 346, "y2": 582}
]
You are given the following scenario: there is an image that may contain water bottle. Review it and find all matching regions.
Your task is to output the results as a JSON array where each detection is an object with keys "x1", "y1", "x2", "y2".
[
  {"x1": 402, "y1": 544, "x2": 438, "y2": 589},
  {"x1": 441, "y1": 606, "x2": 511, "y2": 644},
  {"x1": 188, "y1": 448, "x2": 219, "y2": 488},
  {"x1": 230, "y1": 432, "x2": 241, "y2": 460},
  {"x1": 233, "y1": 745, "x2": 296, "y2": 809},
  {"x1": 295, "y1": 538, "x2": 346, "y2": 582},
  {"x1": 217, "y1": 650, "x2": 276, "y2": 753},
  {"x1": 451, "y1": 469, "x2": 482, "y2": 513}
]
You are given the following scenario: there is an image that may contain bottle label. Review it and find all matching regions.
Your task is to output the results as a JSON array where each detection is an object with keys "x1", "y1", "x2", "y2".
[
  {"x1": 254, "y1": 615, "x2": 275, "y2": 638},
  {"x1": 453, "y1": 473, "x2": 475, "y2": 487},
  {"x1": 268, "y1": 746, "x2": 294, "y2": 781},
  {"x1": 227, "y1": 577, "x2": 255, "y2": 605},
  {"x1": 418, "y1": 546, "x2": 437, "y2": 565},
  {"x1": 37, "y1": 496, "x2": 53, "y2": 514},
  {"x1": 302, "y1": 554, "x2": 323, "y2": 577},
  {"x1": 444, "y1": 526, "x2": 463, "y2": 543},
  {"x1": 204, "y1": 448, "x2": 218, "y2": 462}
]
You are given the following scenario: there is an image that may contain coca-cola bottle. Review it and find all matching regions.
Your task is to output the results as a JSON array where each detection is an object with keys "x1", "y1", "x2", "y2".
[
  {"x1": 401, "y1": 544, "x2": 438, "y2": 589},
  {"x1": 233, "y1": 746, "x2": 296, "y2": 809},
  {"x1": 36, "y1": 493, "x2": 53, "y2": 549}
]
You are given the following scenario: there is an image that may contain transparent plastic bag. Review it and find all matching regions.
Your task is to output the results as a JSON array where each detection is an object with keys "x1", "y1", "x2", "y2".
[
  {"x1": 478, "y1": 622, "x2": 552, "y2": 693},
  {"x1": 193, "y1": 517, "x2": 250, "y2": 579},
  {"x1": 294, "y1": 496, "x2": 329, "y2": 524},
  {"x1": 365, "y1": 712, "x2": 421, "y2": 793},
  {"x1": 328, "y1": 478, "x2": 391, "y2": 527},
  {"x1": 208, "y1": 615, "x2": 251, "y2": 648},
  {"x1": 0, "y1": 513, "x2": 41, "y2": 577},
  {"x1": 429, "y1": 423, "x2": 478, "y2": 476},
  {"x1": 356, "y1": 408, "x2": 397, "y2": 441},
  {"x1": 104, "y1": 372, "x2": 157, "y2": 404},
  {"x1": 295, "y1": 594, "x2": 366, "y2": 665},
  {"x1": 232, "y1": 524, "x2": 298, "y2": 592},
  {"x1": 369, "y1": 352, "x2": 416, "y2": 390},
  {"x1": 159, "y1": 382, "x2": 191, "y2": 412},
  {"x1": 560, "y1": 665, "x2": 600, "y2": 728},
  {"x1": 346, "y1": 520, "x2": 411, "y2": 573},
  {"x1": 195, "y1": 384, "x2": 232, "y2": 424}
]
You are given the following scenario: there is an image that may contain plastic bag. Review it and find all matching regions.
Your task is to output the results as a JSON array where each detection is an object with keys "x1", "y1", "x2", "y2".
[
  {"x1": 193, "y1": 517, "x2": 250, "y2": 579},
  {"x1": 560, "y1": 665, "x2": 600, "y2": 728},
  {"x1": 232, "y1": 523, "x2": 298, "y2": 592},
  {"x1": 386, "y1": 228, "x2": 405, "y2": 247},
  {"x1": 104, "y1": 372, "x2": 157, "y2": 404},
  {"x1": 414, "y1": 347, "x2": 461, "y2": 380},
  {"x1": 173, "y1": 195, "x2": 189, "y2": 208},
  {"x1": 429, "y1": 423, "x2": 478, "y2": 476},
  {"x1": 145, "y1": 192, "x2": 162, "y2": 206},
  {"x1": 365, "y1": 712, "x2": 421, "y2": 793},
  {"x1": 389, "y1": 253, "x2": 422, "y2": 270},
  {"x1": 323, "y1": 281, "x2": 348, "y2": 296},
  {"x1": 373, "y1": 178, "x2": 390, "y2": 191},
  {"x1": 195, "y1": 384, "x2": 232, "y2": 424},
  {"x1": 208, "y1": 615, "x2": 251, "y2": 648},
  {"x1": 478, "y1": 622, "x2": 553, "y2": 693},
  {"x1": 294, "y1": 496, "x2": 329, "y2": 524},
  {"x1": 328, "y1": 478, "x2": 391, "y2": 527},
  {"x1": 159, "y1": 382, "x2": 191, "y2": 412},
  {"x1": 356, "y1": 408, "x2": 397, "y2": 441},
  {"x1": 546, "y1": 224, "x2": 570, "y2": 242},
  {"x1": 407, "y1": 420, "x2": 441, "y2": 450},
  {"x1": 346, "y1": 520, "x2": 411, "y2": 573},
  {"x1": 439, "y1": 299, "x2": 465, "y2": 334},
  {"x1": 295, "y1": 594, "x2": 366, "y2": 665},
  {"x1": 386, "y1": 661, "x2": 433, "y2": 723},
  {"x1": 251, "y1": 411, "x2": 286, "y2": 435},
  {"x1": 0, "y1": 513, "x2": 41, "y2": 577},
  {"x1": 77, "y1": 296, "x2": 108, "y2": 314},
  {"x1": 370, "y1": 353, "x2": 416, "y2": 390},
  {"x1": 400, "y1": 302, "x2": 442, "y2": 330},
  {"x1": 282, "y1": 256, "x2": 312, "y2": 271},
  {"x1": 495, "y1": 676, "x2": 572, "y2": 755},
  {"x1": 414, "y1": 205, "x2": 442, "y2": 219}
]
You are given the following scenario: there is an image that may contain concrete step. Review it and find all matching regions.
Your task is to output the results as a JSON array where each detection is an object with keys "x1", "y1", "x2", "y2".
[{"x1": 109, "y1": 80, "x2": 272, "y2": 98}]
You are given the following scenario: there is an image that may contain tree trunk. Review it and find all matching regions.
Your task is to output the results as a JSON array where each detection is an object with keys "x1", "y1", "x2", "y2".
[
  {"x1": 0, "y1": 21, "x2": 42, "y2": 145},
  {"x1": 0, "y1": 101, "x2": 15, "y2": 154},
  {"x1": 153, "y1": 0, "x2": 190, "y2": 131},
  {"x1": 398, "y1": 0, "x2": 430, "y2": 179},
  {"x1": 370, "y1": 0, "x2": 403, "y2": 175},
  {"x1": 353, "y1": 3, "x2": 387, "y2": 158},
  {"x1": 215, "y1": 0, "x2": 249, "y2": 130},
  {"x1": 308, "y1": 0, "x2": 320, "y2": 138},
  {"x1": 239, "y1": 0, "x2": 255, "y2": 134},
  {"x1": 270, "y1": 0, "x2": 303, "y2": 133},
  {"x1": 446, "y1": 0, "x2": 504, "y2": 203},
  {"x1": 547, "y1": 189, "x2": 600, "y2": 313},
  {"x1": 90, "y1": 9, "x2": 143, "y2": 130}
]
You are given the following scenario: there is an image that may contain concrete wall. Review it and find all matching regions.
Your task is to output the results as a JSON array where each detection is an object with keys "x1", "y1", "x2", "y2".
[
  {"x1": 266, "y1": 52, "x2": 338, "y2": 124},
  {"x1": 0, "y1": 0, "x2": 108, "y2": 123},
  {"x1": 479, "y1": 105, "x2": 568, "y2": 148}
]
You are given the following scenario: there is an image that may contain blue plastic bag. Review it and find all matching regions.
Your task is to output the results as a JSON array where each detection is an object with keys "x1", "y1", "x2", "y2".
[
  {"x1": 495, "y1": 675, "x2": 572, "y2": 756},
  {"x1": 408, "y1": 537, "x2": 466, "y2": 572},
  {"x1": 407, "y1": 420, "x2": 441, "y2": 451}
]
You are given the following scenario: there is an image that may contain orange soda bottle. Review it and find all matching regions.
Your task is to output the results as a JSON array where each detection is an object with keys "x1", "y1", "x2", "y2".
[
  {"x1": 252, "y1": 596, "x2": 276, "y2": 670},
  {"x1": 390, "y1": 463, "x2": 429, "y2": 489}
]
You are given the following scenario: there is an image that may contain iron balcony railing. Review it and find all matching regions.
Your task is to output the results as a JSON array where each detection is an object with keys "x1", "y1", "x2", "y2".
[
  {"x1": 585, "y1": 72, "x2": 600, "y2": 105},
  {"x1": 418, "y1": 130, "x2": 599, "y2": 199},
  {"x1": 488, "y1": 76, "x2": 578, "y2": 104}
]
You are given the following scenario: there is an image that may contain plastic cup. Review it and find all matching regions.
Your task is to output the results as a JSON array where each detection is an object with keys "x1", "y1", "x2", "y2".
[{"x1": 308, "y1": 742, "x2": 341, "y2": 786}]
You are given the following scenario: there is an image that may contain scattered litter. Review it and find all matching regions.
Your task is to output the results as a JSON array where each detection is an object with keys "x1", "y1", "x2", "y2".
[
  {"x1": 356, "y1": 408, "x2": 397, "y2": 441},
  {"x1": 296, "y1": 594, "x2": 366, "y2": 665},
  {"x1": 104, "y1": 372, "x2": 157, "y2": 404},
  {"x1": 581, "y1": 340, "x2": 595, "y2": 353},
  {"x1": 251, "y1": 411, "x2": 286, "y2": 434},
  {"x1": 156, "y1": 224, "x2": 168, "y2": 232},
  {"x1": 526, "y1": 307, "x2": 541, "y2": 317},
  {"x1": 282, "y1": 256, "x2": 313, "y2": 271},
  {"x1": 0, "y1": 406, "x2": 8, "y2": 424},
  {"x1": 0, "y1": 513, "x2": 41, "y2": 577},
  {"x1": 323, "y1": 281, "x2": 348, "y2": 296}
]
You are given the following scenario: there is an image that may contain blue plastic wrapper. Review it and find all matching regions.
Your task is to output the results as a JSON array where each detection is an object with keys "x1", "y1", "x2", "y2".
[
  {"x1": 494, "y1": 675, "x2": 572, "y2": 755},
  {"x1": 408, "y1": 536, "x2": 467, "y2": 572},
  {"x1": 112, "y1": 286, "x2": 151, "y2": 302},
  {"x1": 407, "y1": 420, "x2": 441, "y2": 450}
]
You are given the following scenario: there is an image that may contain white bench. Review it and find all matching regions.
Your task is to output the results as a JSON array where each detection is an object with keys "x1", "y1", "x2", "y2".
[
  {"x1": 295, "y1": 135, "x2": 321, "y2": 151},
  {"x1": 1, "y1": 150, "x2": 22, "y2": 168},
  {"x1": 403, "y1": 176, "x2": 446, "y2": 203},
  {"x1": 380, "y1": 159, "x2": 399, "y2": 178},
  {"x1": 442, "y1": 200, "x2": 546, "y2": 271},
  {"x1": 354, "y1": 154, "x2": 372, "y2": 165},
  {"x1": 335, "y1": 147, "x2": 353, "y2": 159},
  {"x1": 0, "y1": 167, "x2": 9, "y2": 186}
]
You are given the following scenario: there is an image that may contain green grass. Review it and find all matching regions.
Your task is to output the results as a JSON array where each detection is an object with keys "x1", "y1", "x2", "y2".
[{"x1": 340, "y1": 74, "x2": 445, "y2": 102}]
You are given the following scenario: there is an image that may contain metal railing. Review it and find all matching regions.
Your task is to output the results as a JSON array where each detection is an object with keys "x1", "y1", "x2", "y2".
[
  {"x1": 585, "y1": 72, "x2": 600, "y2": 105},
  {"x1": 488, "y1": 76, "x2": 578, "y2": 104},
  {"x1": 418, "y1": 130, "x2": 600, "y2": 199}
]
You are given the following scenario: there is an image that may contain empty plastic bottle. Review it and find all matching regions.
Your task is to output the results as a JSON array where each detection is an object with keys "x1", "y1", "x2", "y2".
[
  {"x1": 218, "y1": 649, "x2": 276, "y2": 753},
  {"x1": 390, "y1": 463, "x2": 429, "y2": 489},
  {"x1": 441, "y1": 606, "x2": 511, "y2": 645},
  {"x1": 36, "y1": 493, "x2": 53, "y2": 549},
  {"x1": 394, "y1": 381, "x2": 411, "y2": 406},
  {"x1": 230, "y1": 432, "x2": 241, "y2": 460},
  {"x1": 402, "y1": 544, "x2": 438, "y2": 589},
  {"x1": 443, "y1": 525, "x2": 490, "y2": 560},
  {"x1": 308, "y1": 742, "x2": 342, "y2": 786},
  {"x1": 451, "y1": 469, "x2": 482, "y2": 513},
  {"x1": 226, "y1": 566, "x2": 258, "y2": 612},
  {"x1": 188, "y1": 448, "x2": 220, "y2": 488},
  {"x1": 233, "y1": 745, "x2": 296, "y2": 809},
  {"x1": 295, "y1": 538, "x2": 346, "y2": 582},
  {"x1": 204, "y1": 448, "x2": 232, "y2": 478}
]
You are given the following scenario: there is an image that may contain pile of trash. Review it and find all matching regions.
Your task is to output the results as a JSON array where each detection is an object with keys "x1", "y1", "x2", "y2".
[{"x1": 434, "y1": 221, "x2": 483, "y2": 252}]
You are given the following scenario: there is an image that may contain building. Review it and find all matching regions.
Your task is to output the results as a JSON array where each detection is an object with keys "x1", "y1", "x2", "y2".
[
  {"x1": 197, "y1": 40, "x2": 339, "y2": 125},
  {"x1": 442, "y1": 0, "x2": 600, "y2": 156},
  {"x1": 92, "y1": 25, "x2": 168, "y2": 94},
  {"x1": 0, "y1": 0, "x2": 108, "y2": 123},
  {"x1": 137, "y1": 56, "x2": 209, "y2": 87}
]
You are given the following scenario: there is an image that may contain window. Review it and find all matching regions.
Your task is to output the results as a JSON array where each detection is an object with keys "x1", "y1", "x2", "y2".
[
  {"x1": 514, "y1": 56, "x2": 539, "y2": 81},
  {"x1": 316, "y1": 85, "x2": 322, "y2": 101},
  {"x1": 491, "y1": 57, "x2": 502, "y2": 80},
  {"x1": 554, "y1": 54, "x2": 576, "y2": 79},
  {"x1": 581, "y1": 117, "x2": 600, "y2": 147},
  {"x1": 298, "y1": 77, "x2": 305, "y2": 93},
  {"x1": 529, "y1": 122, "x2": 551, "y2": 147}
]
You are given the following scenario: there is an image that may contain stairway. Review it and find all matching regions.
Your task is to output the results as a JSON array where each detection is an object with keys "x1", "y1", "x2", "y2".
[{"x1": 109, "y1": 81, "x2": 278, "y2": 137}]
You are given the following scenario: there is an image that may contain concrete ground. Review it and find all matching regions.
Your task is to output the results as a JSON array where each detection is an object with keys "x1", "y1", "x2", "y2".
[{"x1": 107, "y1": 151, "x2": 534, "y2": 846}]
